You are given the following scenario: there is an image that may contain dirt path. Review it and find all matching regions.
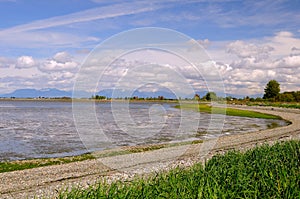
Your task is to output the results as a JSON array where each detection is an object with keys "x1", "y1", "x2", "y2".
[{"x1": 0, "y1": 106, "x2": 299, "y2": 199}]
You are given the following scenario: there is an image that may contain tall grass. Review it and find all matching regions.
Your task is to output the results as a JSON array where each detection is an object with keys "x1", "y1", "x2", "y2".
[{"x1": 59, "y1": 140, "x2": 300, "y2": 198}]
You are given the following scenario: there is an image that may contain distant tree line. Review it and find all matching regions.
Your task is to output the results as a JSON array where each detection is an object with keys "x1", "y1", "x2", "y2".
[
  {"x1": 92, "y1": 80, "x2": 299, "y2": 103},
  {"x1": 91, "y1": 95, "x2": 177, "y2": 101},
  {"x1": 195, "y1": 80, "x2": 299, "y2": 103},
  {"x1": 92, "y1": 95, "x2": 107, "y2": 100},
  {"x1": 226, "y1": 80, "x2": 300, "y2": 103},
  {"x1": 262, "y1": 80, "x2": 300, "y2": 102}
]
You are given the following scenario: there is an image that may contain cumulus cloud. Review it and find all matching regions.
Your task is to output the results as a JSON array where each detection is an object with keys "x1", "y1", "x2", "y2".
[
  {"x1": 53, "y1": 52, "x2": 72, "y2": 63},
  {"x1": 38, "y1": 52, "x2": 79, "y2": 73},
  {"x1": 211, "y1": 31, "x2": 300, "y2": 95},
  {"x1": 266, "y1": 31, "x2": 300, "y2": 58},
  {"x1": 40, "y1": 60, "x2": 78, "y2": 72},
  {"x1": 275, "y1": 31, "x2": 293, "y2": 38},
  {"x1": 1, "y1": 29, "x2": 299, "y2": 96},
  {"x1": 16, "y1": 56, "x2": 36, "y2": 69},
  {"x1": 227, "y1": 40, "x2": 274, "y2": 61},
  {"x1": 279, "y1": 55, "x2": 300, "y2": 67},
  {"x1": 0, "y1": 51, "x2": 80, "y2": 92}
]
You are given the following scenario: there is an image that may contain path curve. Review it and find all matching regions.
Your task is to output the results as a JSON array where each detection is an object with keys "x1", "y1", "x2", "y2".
[{"x1": 0, "y1": 105, "x2": 299, "y2": 199}]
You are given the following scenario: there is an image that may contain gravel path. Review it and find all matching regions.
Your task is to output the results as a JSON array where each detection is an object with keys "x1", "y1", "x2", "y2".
[{"x1": 0, "y1": 106, "x2": 299, "y2": 199}]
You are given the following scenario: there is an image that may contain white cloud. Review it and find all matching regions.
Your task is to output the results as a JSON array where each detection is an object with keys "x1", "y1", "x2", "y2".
[
  {"x1": 1, "y1": 0, "x2": 299, "y2": 96},
  {"x1": 16, "y1": 56, "x2": 36, "y2": 69},
  {"x1": 275, "y1": 31, "x2": 293, "y2": 38},
  {"x1": 37, "y1": 51, "x2": 79, "y2": 73},
  {"x1": 266, "y1": 31, "x2": 300, "y2": 58},
  {"x1": 40, "y1": 60, "x2": 78, "y2": 72},
  {"x1": 53, "y1": 52, "x2": 72, "y2": 63},
  {"x1": 206, "y1": 31, "x2": 300, "y2": 95},
  {"x1": 278, "y1": 55, "x2": 300, "y2": 68},
  {"x1": 0, "y1": 51, "x2": 82, "y2": 94},
  {"x1": 227, "y1": 40, "x2": 274, "y2": 60}
]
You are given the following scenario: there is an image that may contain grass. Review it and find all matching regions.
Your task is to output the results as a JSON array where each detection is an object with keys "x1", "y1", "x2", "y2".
[
  {"x1": 124, "y1": 140, "x2": 203, "y2": 153},
  {"x1": 59, "y1": 140, "x2": 300, "y2": 198},
  {"x1": 175, "y1": 103, "x2": 282, "y2": 119},
  {"x1": 0, "y1": 153, "x2": 95, "y2": 173}
]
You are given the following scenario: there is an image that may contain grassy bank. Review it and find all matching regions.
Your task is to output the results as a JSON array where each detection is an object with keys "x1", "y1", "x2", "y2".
[
  {"x1": 59, "y1": 140, "x2": 300, "y2": 198},
  {"x1": 0, "y1": 140, "x2": 203, "y2": 173},
  {"x1": 0, "y1": 153, "x2": 95, "y2": 173},
  {"x1": 175, "y1": 103, "x2": 282, "y2": 119}
]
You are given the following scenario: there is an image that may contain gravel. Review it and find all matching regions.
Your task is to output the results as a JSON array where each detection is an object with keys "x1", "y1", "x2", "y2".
[{"x1": 0, "y1": 106, "x2": 299, "y2": 199}]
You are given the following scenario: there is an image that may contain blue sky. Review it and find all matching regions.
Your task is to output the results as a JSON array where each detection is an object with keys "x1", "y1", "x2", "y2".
[{"x1": 0, "y1": 0, "x2": 300, "y2": 96}]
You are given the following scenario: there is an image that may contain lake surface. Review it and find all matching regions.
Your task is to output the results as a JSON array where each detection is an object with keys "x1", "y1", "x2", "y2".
[{"x1": 0, "y1": 100, "x2": 288, "y2": 161}]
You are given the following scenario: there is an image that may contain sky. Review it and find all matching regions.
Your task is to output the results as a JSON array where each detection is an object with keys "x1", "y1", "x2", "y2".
[{"x1": 0, "y1": 0, "x2": 300, "y2": 96}]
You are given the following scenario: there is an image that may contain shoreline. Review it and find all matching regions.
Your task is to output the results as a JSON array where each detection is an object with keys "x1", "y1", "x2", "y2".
[
  {"x1": 0, "y1": 98, "x2": 179, "y2": 102},
  {"x1": 0, "y1": 105, "x2": 299, "y2": 198}
]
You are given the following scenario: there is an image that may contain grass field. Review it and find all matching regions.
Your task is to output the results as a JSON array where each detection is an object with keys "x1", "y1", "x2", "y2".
[
  {"x1": 175, "y1": 103, "x2": 282, "y2": 119},
  {"x1": 59, "y1": 140, "x2": 300, "y2": 199}
]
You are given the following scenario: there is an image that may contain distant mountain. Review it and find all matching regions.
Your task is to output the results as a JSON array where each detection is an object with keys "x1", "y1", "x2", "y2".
[
  {"x1": 0, "y1": 88, "x2": 72, "y2": 98},
  {"x1": 249, "y1": 93, "x2": 264, "y2": 98},
  {"x1": 133, "y1": 90, "x2": 177, "y2": 99},
  {"x1": 97, "y1": 89, "x2": 178, "y2": 99},
  {"x1": 194, "y1": 91, "x2": 263, "y2": 99},
  {"x1": 0, "y1": 88, "x2": 262, "y2": 99},
  {"x1": 225, "y1": 93, "x2": 263, "y2": 99}
]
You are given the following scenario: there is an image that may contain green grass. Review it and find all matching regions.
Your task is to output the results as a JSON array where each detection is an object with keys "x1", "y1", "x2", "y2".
[
  {"x1": 124, "y1": 140, "x2": 203, "y2": 153},
  {"x1": 0, "y1": 153, "x2": 95, "y2": 173},
  {"x1": 175, "y1": 103, "x2": 282, "y2": 119},
  {"x1": 59, "y1": 140, "x2": 300, "y2": 198}
]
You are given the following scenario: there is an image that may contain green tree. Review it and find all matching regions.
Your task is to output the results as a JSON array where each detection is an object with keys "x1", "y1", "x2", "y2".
[
  {"x1": 194, "y1": 94, "x2": 200, "y2": 101},
  {"x1": 94, "y1": 95, "x2": 106, "y2": 100},
  {"x1": 205, "y1": 92, "x2": 217, "y2": 101},
  {"x1": 263, "y1": 80, "x2": 280, "y2": 100},
  {"x1": 279, "y1": 93, "x2": 295, "y2": 102},
  {"x1": 294, "y1": 91, "x2": 300, "y2": 102}
]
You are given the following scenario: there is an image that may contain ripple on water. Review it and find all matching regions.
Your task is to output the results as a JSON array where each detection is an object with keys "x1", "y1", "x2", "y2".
[{"x1": 0, "y1": 101, "x2": 289, "y2": 161}]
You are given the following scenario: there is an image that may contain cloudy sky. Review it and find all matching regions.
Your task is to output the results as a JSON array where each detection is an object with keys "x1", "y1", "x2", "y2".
[{"x1": 0, "y1": 0, "x2": 299, "y2": 96}]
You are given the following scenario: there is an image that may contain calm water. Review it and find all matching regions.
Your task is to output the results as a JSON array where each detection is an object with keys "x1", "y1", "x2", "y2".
[{"x1": 0, "y1": 100, "x2": 288, "y2": 161}]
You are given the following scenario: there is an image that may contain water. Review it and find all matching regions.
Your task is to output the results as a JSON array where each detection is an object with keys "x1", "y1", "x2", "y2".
[{"x1": 0, "y1": 100, "x2": 288, "y2": 161}]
